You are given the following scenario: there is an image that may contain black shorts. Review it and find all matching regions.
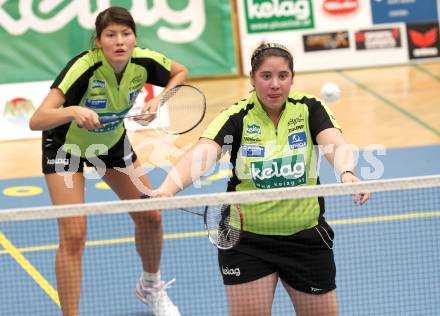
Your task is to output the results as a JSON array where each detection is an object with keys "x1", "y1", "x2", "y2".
[
  {"x1": 42, "y1": 132, "x2": 138, "y2": 174},
  {"x1": 218, "y1": 220, "x2": 336, "y2": 295}
]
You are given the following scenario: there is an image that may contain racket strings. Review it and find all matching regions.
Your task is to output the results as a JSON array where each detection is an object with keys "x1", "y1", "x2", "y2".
[
  {"x1": 206, "y1": 205, "x2": 241, "y2": 249},
  {"x1": 161, "y1": 85, "x2": 206, "y2": 134}
]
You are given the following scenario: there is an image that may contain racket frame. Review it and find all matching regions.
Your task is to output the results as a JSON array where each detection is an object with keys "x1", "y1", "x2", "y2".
[
  {"x1": 157, "y1": 84, "x2": 206, "y2": 135},
  {"x1": 177, "y1": 204, "x2": 243, "y2": 250},
  {"x1": 203, "y1": 204, "x2": 243, "y2": 250},
  {"x1": 98, "y1": 84, "x2": 206, "y2": 135},
  {"x1": 138, "y1": 194, "x2": 242, "y2": 250}
]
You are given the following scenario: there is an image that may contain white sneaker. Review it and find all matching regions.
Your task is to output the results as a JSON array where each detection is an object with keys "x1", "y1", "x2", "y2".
[{"x1": 135, "y1": 278, "x2": 181, "y2": 316}]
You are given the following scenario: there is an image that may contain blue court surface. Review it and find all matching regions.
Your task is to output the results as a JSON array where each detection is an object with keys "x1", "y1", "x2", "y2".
[{"x1": 1, "y1": 145, "x2": 439, "y2": 315}]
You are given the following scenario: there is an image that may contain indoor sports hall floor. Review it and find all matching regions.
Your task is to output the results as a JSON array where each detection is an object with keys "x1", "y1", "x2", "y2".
[{"x1": 1, "y1": 63, "x2": 439, "y2": 315}]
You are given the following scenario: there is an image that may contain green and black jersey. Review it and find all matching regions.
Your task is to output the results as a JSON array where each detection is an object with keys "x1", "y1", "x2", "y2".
[
  {"x1": 43, "y1": 47, "x2": 171, "y2": 157},
  {"x1": 202, "y1": 91, "x2": 340, "y2": 235}
]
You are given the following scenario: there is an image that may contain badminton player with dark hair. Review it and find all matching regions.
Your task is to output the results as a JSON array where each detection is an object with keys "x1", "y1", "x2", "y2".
[
  {"x1": 153, "y1": 43, "x2": 370, "y2": 316},
  {"x1": 29, "y1": 6, "x2": 186, "y2": 316}
]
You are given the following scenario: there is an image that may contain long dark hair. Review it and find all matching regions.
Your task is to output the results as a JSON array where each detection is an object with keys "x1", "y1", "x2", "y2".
[{"x1": 89, "y1": 6, "x2": 136, "y2": 48}]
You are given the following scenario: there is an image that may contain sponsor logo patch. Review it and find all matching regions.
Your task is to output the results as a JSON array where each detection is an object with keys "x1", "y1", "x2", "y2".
[
  {"x1": 91, "y1": 79, "x2": 106, "y2": 89},
  {"x1": 130, "y1": 74, "x2": 143, "y2": 85},
  {"x1": 243, "y1": 136, "x2": 262, "y2": 143},
  {"x1": 246, "y1": 123, "x2": 262, "y2": 134},
  {"x1": 288, "y1": 131, "x2": 307, "y2": 149},
  {"x1": 287, "y1": 114, "x2": 304, "y2": 126},
  {"x1": 222, "y1": 266, "x2": 241, "y2": 276},
  {"x1": 46, "y1": 158, "x2": 69, "y2": 166},
  {"x1": 288, "y1": 124, "x2": 304, "y2": 133},
  {"x1": 242, "y1": 145, "x2": 265, "y2": 157},
  {"x1": 85, "y1": 99, "x2": 107, "y2": 109}
]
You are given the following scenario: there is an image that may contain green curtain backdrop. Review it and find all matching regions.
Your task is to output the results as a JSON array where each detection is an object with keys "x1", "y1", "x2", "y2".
[{"x1": 0, "y1": 0, "x2": 237, "y2": 84}]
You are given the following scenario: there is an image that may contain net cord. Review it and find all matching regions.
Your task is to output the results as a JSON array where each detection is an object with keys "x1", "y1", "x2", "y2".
[{"x1": 1, "y1": 175, "x2": 439, "y2": 222}]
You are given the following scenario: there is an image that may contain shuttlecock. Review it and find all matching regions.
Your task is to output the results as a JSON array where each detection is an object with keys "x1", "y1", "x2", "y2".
[{"x1": 320, "y1": 82, "x2": 341, "y2": 103}]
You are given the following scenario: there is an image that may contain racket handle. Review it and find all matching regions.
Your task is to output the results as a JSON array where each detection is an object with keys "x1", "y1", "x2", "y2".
[
  {"x1": 77, "y1": 116, "x2": 117, "y2": 128},
  {"x1": 99, "y1": 116, "x2": 121, "y2": 124}
]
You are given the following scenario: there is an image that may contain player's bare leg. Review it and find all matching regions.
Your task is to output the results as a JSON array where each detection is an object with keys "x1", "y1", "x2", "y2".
[{"x1": 46, "y1": 172, "x2": 86, "y2": 316}]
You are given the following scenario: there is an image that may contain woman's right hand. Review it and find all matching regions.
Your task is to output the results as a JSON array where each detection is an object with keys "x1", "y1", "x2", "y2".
[{"x1": 72, "y1": 106, "x2": 102, "y2": 129}]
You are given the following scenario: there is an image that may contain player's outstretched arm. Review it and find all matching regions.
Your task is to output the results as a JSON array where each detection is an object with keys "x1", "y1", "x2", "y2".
[
  {"x1": 153, "y1": 138, "x2": 222, "y2": 197},
  {"x1": 316, "y1": 127, "x2": 370, "y2": 205}
]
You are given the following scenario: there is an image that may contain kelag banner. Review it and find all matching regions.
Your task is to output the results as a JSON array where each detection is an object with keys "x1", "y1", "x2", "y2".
[
  {"x1": 0, "y1": 0, "x2": 237, "y2": 84},
  {"x1": 236, "y1": 0, "x2": 440, "y2": 74}
]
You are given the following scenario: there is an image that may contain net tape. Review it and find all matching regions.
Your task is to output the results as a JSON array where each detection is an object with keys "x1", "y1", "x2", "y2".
[{"x1": 1, "y1": 175, "x2": 439, "y2": 222}]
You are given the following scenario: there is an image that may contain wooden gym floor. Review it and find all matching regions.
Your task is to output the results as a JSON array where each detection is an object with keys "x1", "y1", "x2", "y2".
[{"x1": 1, "y1": 62, "x2": 439, "y2": 180}]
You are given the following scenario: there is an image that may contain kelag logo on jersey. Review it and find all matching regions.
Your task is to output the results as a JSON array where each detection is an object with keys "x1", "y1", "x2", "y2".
[
  {"x1": 91, "y1": 80, "x2": 106, "y2": 89},
  {"x1": 288, "y1": 132, "x2": 307, "y2": 149},
  {"x1": 250, "y1": 155, "x2": 306, "y2": 189},
  {"x1": 244, "y1": 0, "x2": 314, "y2": 33},
  {"x1": 242, "y1": 145, "x2": 265, "y2": 157},
  {"x1": 85, "y1": 99, "x2": 107, "y2": 109},
  {"x1": 246, "y1": 124, "x2": 262, "y2": 134}
]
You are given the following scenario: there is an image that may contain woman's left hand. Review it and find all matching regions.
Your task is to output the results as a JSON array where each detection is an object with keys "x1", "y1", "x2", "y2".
[
  {"x1": 341, "y1": 172, "x2": 371, "y2": 205},
  {"x1": 135, "y1": 97, "x2": 160, "y2": 124}
]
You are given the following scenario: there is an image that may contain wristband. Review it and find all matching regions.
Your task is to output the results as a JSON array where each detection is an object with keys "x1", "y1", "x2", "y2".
[{"x1": 340, "y1": 170, "x2": 354, "y2": 181}]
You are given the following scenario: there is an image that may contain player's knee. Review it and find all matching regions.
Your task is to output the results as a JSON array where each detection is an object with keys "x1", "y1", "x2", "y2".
[
  {"x1": 59, "y1": 233, "x2": 86, "y2": 255},
  {"x1": 145, "y1": 210, "x2": 162, "y2": 225},
  {"x1": 133, "y1": 210, "x2": 162, "y2": 226}
]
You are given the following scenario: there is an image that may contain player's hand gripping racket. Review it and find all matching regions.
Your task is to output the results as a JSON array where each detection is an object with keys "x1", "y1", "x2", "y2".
[
  {"x1": 98, "y1": 84, "x2": 206, "y2": 134},
  {"x1": 140, "y1": 194, "x2": 243, "y2": 250}
]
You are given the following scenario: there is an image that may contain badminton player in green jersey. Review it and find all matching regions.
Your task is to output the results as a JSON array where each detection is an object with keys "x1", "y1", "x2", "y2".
[
  {"x1": 30, "y1": 7, "x2": 186, "y2": 316},
  {"x1": 153, "y1": 43, "x2": 370, "y2": 316}
]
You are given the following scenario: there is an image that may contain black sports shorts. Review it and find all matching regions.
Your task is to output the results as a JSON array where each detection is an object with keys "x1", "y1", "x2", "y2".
[
  {"x1": 42, "y1": 132, "x2": 137, "y2": 174},
  {"x1": 218, "y1": 220, "x2": 336, "y2": 295}
]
